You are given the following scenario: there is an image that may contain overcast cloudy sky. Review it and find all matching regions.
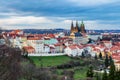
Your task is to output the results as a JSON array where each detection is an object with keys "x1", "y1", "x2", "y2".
[{"x1": 0, "y1": 0, "x2": 120, "y2": 30}]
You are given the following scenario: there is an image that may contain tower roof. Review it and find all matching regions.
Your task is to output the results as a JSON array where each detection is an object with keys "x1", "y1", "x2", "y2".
[
  {"x1": 81, "y1": 20, "x2": 84, "y2": 26},
  {"x1": 76, "y1": 20, "x2": 78, "y2": 27},
  {"x1": 71, "y1": 21, "x2": 74, "y2": 28}
]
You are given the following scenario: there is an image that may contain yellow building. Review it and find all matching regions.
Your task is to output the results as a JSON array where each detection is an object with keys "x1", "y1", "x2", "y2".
[{"x1": 115, "y1": 61, "x2": 120, "y2": 70}]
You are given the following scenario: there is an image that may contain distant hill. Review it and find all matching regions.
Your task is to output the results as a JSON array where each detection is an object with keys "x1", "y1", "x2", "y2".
[
  {"x1": 22, "y1": 29, "x2": 69, "y2": 34},
  {"x1": 1, "y1": 29, "x2": 120, "y2": 34},
  {"x1": 90, "y1": 30, "x2": 120, "y2": 33}
]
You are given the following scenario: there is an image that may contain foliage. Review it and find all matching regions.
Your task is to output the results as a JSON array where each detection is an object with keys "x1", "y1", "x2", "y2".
[
  {"x1": 94, "y1": 54, "x2": 98, "y2": 60},
  {"x1": 0, "y1": 46, "x2": 21, "y2": 80},
  {"x1": 86, "y1": 66, "x2": 94, "y2": 78},
  {"x1": 109, "y1": 60, "x2": 115, "y2": 80},
  {"x1": 99, "y1": 52, "x2": 102, "y2": 59},
  {"x1": 102, "y1": 70, "x2": 108, "y2": 80},
  {"x1": 109, "y1": 56, "x2": 113, "y2": 65},
  {"x1": 114, "y1": 70, "x2": 120, "y2": 80},
  {"x1": 104, "y1": 54, "x2": 109, "y2": 68},
  {"x1": 95, "y1": 73, "x2": 101, "y2": 80},
  {"x1": 81, "y1": 51, "x2": 85, "y2": 58}
]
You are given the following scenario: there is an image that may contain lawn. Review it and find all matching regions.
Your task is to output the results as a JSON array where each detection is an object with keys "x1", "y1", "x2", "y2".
[
  {"x1": 56, "y1": 67, "x2": 88, "y2": 80},
  {"x1": 28, "y1": 56, "x2": 91, "y2": 79},
  {"x1": 74, "y1": 67, "x2": 88, "y2": 80},
  {"x1": 29, "y1": 55, "x2": 72, "y2": 67}
]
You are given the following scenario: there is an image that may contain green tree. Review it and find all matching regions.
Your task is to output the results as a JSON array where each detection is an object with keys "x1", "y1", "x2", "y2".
[
  {"x1": 109, "y1": 56, "x2": 113, "y2": 65},
  {"x1": 99, "y1": 52, "x2": 102, "y2": 59},
  {"x1": 114, "y1": 70, "x2": 120, "y2": 80},
  {"x1": 104, "y1": 54, "x2": 109, "y2": 68},
  {"x1": 86, "y1": 66, "x2": 94, "y2": 78},
  {"x1": 94, "y1": 54, "x2": 98, "y2": 60},
  {"x1": 109, "y1": 60, "x2": 115, "y2": 80},
  {"x1": 102, "y1": 70, "x2": 108, "y2": 80},
  {"x1": 81, "y1": 51, "x2": 85, "y2": 58},
  {"x1": 95, "y1": 73, "x2": 101, "y2": 80}
]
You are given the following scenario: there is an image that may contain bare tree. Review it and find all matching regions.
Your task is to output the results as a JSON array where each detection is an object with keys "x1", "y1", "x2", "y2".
[{"x1": 0, "y1": 45, "x2": 21, "y2": 80}]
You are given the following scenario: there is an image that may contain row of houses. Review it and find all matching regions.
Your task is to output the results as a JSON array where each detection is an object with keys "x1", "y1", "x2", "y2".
[
  {"x1": 112, "y1": 53, "x2": 120, "y2": 70},
  {"x1": 1, "y1": 30, "x2": 71, "y2": 54},
  {"x1": 1, "y1": 30, "x2": 120, "y2": 57}
]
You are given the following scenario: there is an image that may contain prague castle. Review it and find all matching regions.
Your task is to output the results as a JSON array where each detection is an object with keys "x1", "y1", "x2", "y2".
[
  {"x1": 70, "y1": 20, "x2": 88, "y2": 44},
  {"x1": 70, "y1": 21, "x2": 86, "y2": 34},
  {"x1": 70, "y1": 21, "x2": 86, "y2": 38}
]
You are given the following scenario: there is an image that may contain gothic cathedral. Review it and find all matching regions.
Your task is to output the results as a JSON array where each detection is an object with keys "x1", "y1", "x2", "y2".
[
  {"x1": 70, "y1": 20, "x2": 86, "y2": 34},
  {"x1": 70, "y1": 20, "x2": 86, "y2": 39}
]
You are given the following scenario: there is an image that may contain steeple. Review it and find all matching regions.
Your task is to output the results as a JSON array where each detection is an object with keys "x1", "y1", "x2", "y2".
[
  {"x1": 76, "y1": 21, "x2": 79, "y2": 31},
  {"x1": 70, "y1": 21, "x2": 74, "y2": 32},
  {"x1": 80, "y1": 20, "x2": 86, "y2": 33},
  {"x1": 76, "y1": 21, "x2": 78, "y2": 28},
  {"x1": 71, "y1": 21, "x2": 74, "y2": 27},
  {"x1": 81, "y1": 20, "x2": 84, "y2": 26}
]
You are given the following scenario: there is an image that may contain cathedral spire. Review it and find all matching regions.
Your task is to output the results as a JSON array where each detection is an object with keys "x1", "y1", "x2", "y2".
[
  {"x1": 76, "y1": 20, "x2": 79, "y2": 32},
  {"x1": 76, "y1": 20, "x2": 78, "y2": 27},
  {"x1": 81, "y1": 20, "x2": 84, "y2": 26},
  {"x1": 80, "y1": 20, "x2": 86, "y2": 33},
  {"x1": 71, "y1": 21, "x2": 74, "y2": 28},
  {"x1": 71, "y1": 21, "x2": 74, "y2": 32}
]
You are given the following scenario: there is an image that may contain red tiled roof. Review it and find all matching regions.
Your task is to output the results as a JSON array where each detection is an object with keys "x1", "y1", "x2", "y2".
[
  {"x1": 44, "y1": 37, "x2": 50, "y2": 40},
  {"x1": 102, "y1": 40, "x2": 111, "y2": 43},
  {"x1": 47, "y1": 34, "x2": 55, "y2": 38},
  {"x1": 104, "y1": 48, "x2": 109, "y2": 51},
  {"x1": 34, "y1": 34, "x2": 44, "y2": 37},
  {"x1": 93, "y1": 48, "x2": 100, "y2": 52},
  {"x1": 112, "y1": 53, "x2": 120, "y2": 61},
  {"x1": 112, "y1": 53, "x2": 119, "y2": 57},
  {"x1": 49, "y1": 45, "x2": 55, "y2": 49},
  {"x1": 10, "y1": 30, "x2": 23, "y2": 34},
  {"x1": 23, "y1": 46, "x2": 34, "y2": 49},
  {"x1": 23, "y1": 46, "x2": 35, "y2": 53},
  {"x1": 27, "y1": 37, "x2": 42, "y2": 40},
  {"x1": 76, "y1": 45, "x2": 84, "y2": 49},
  {"x1": 115, "y1": 61, "x2": 120, "y2": 64},
  {"x1": 54, "y1": 43, "x2": 62, "y2": 46},
  {"x1": 110, "y1": 46, "x2": 119, "y2": 51},
  {"x1": 68, "y1": 45, "x2": 77, "y2": 50}
]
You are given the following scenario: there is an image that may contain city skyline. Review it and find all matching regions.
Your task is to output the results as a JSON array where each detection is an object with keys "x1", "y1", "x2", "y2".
[{"x1": 0, "y1": 0, "x2": 120, "y2": 30}]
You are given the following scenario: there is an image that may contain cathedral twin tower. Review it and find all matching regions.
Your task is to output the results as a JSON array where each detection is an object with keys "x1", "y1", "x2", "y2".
[{"x1": 70, "y1": 21, "x2": 86, "y2": 34}]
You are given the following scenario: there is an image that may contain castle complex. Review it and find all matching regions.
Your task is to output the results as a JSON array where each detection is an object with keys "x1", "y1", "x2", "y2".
[
  {"x1": 70, "y1": 21, "x2": 86, "y2": 39},
  {"x1": 70, "y1": 21, "x2": 86, "y2": 34}
]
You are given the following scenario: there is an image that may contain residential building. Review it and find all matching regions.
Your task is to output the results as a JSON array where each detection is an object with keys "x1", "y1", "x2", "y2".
[
  {"x1": 23, "y1": 46, "x2": 35, "y2": 54},
  {"x1": 27, "y1": 37, "x2": 44, "y2": 53},
  {"x1": 65, "y1": 45, "x2": 78, "y2": 57}
]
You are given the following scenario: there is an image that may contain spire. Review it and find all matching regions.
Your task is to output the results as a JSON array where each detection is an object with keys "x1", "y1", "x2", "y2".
[
  {"x1": 76, "y1": 20, "x2": 78, "y2": 28},
  {"x1": 71, "y1": 21, "x2": 73, "y2": 27},
  {"x1": 71, "y1": 21, "x2": 74, "y2": 32},
  {"x1": 76, "y1": 20, "x2": 79, "y2": 32},
  {"x1": 81, "y1": 20, "x2": 84, "y2": 26},
  {"x1": 80, "y1": 20, "x2": 86, "y2": 33},
  {"x1": 71, "y1": 21, "x2": 74, "y2": 28}
]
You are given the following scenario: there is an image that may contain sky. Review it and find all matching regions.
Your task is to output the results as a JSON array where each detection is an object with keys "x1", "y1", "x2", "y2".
[{"x1": 0, "y1": 0, "x2": 120, "y2": 30}]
